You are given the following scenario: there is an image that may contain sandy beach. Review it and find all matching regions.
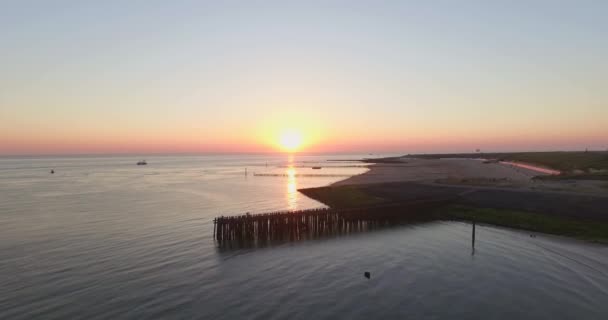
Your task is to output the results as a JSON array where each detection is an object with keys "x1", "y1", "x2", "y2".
[
  {"x1": 333, "y1": 157, "x2": 607, "y2": 195},
  {"x1": 336, "y1": 158, "x2": 543, "y2": 185}
]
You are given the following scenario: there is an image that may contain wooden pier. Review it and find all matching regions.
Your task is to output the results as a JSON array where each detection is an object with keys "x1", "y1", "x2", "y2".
[{"x1": 213, "y1": 200, "x2": 449, "y2": 246}]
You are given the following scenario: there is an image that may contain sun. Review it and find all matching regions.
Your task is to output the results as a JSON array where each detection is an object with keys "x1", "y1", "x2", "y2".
[{"x1": 279, "y1": 129, "x2": 303, "y2": 152}]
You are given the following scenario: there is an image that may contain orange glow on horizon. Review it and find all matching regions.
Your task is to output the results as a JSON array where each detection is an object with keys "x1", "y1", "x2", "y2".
[{"x1": 1, "y1": 117, "x2": 606, "y2": 155}]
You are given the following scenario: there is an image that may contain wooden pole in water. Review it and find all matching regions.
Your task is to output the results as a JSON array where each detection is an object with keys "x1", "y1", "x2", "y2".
[{"x1": 472, "y1": 221, "x2": 476, "y2": 255}]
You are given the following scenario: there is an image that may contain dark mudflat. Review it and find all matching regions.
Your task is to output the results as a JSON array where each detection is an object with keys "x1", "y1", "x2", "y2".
[{"x1": 302, "y1": 181, "x2": 608, "y2": 222}]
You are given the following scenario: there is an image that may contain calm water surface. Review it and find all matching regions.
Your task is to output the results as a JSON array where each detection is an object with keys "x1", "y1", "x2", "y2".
[{"x1": 1, "y1": 154, "x2": 607, "y2": 319}]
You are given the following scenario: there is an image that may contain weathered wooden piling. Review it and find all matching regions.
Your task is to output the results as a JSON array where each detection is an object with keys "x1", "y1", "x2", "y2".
[
  {"x1": 471, "y1": 221, "x2": 476, "y2": 256},
  {"x1": 213, "y1": 199, "x2": 449, "y2": 246}
]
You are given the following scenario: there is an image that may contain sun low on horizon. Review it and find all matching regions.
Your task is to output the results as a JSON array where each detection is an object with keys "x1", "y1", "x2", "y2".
[
  {"x1": 278, "y1": 129, "x2": 304, "y2": 153},
  {"x1": 255, "y1": 116, "x2": 324, "y2": 154}
]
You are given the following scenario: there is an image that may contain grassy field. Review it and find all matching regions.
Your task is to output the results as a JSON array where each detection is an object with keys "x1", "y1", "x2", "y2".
[
  {"x1": 411, "y1": 151, "x2": 608, "y2": 173},
  {"x1": 435, "y1": 205, "x2": 608, "y2": 243},
  {"x1": 534, "y1": 172, "x2": 608, "y2": 181}
]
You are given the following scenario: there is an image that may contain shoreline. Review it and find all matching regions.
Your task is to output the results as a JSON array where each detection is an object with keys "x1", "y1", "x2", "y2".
[
  {"x1": 332, "y1": 156, "x2": 547, "y2": 186},
  {"x1": 329, "y1": 156, "x2": 607, "y2": 194},
  {"x1": 298, "y1": 154, "x2": 608, "y2": 243}
]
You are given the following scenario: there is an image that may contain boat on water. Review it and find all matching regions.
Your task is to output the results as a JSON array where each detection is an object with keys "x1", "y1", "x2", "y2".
[
  {"x1": 312, "y1": 166, "x2": 322, "y2": 169},
  {"x1": 137, "y1": 160, "x2": 147, "y2": 165}
]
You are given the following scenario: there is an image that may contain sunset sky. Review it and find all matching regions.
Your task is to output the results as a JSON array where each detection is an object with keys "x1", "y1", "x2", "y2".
[{"x1": 1, "y1": 1, "x2": 607, "y2": 155}]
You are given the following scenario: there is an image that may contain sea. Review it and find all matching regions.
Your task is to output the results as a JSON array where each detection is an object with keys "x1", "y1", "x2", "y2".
[{"x1": 1, "y1": 154, "x2": 607, "y2": 319}]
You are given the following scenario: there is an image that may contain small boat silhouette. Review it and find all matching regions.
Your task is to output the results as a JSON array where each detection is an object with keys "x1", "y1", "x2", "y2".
[
  {"x1": 312, "y1": 166, "x2": 322, "y2": 169},
  {"x1": 137, "y1": 160, "x2": 147, "y2": 165}
]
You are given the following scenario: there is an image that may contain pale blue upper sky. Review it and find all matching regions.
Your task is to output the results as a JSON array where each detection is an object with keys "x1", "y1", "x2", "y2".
[{"x1": 1, "y1": 1, "x2": 607, "y2": 153}]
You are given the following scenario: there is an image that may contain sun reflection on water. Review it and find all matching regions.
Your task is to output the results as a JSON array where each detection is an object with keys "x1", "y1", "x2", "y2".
[{"x1": 286, "y1": 166, "x2": 297, "y2": 210}]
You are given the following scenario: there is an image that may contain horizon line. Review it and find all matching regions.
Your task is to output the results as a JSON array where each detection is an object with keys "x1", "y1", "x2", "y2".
[{"x1": 1, "y1": 148, "x2": 606, "y2": 158}]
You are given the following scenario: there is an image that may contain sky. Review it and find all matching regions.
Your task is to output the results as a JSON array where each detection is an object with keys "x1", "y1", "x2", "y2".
[{"x1": 1, "y1": 0, "x2": 607, "y2": 155}]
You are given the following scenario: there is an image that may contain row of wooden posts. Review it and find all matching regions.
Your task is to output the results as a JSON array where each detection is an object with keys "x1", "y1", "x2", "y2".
[
  {"x1": 252, "y1": 173, "x2": 352, "y2": 177},
  {"x1": 213, "y1": 200, "x2": 448, "y2": 246}
]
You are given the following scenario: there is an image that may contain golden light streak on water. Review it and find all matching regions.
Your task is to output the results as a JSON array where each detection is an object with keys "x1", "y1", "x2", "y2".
[{"x1": 286, "y1": 166, "x2": 297, "y2": 210}]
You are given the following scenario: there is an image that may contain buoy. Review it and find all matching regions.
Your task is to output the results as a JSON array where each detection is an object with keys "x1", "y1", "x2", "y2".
[
  {"x1": 364, "y1": 272, "x2": 371, "y2": 279},
  {"x1": 51, "y1": 169, "x2": 54, "y2": 174}
]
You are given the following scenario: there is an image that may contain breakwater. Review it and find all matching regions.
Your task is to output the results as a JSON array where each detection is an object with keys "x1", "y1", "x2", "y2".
[
  {"x1": 213, "y1": 200, "x2": 449, "y2": 246},
  {"x1": 253, "y1": 173, "x2": 353, "y2": 177}
]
